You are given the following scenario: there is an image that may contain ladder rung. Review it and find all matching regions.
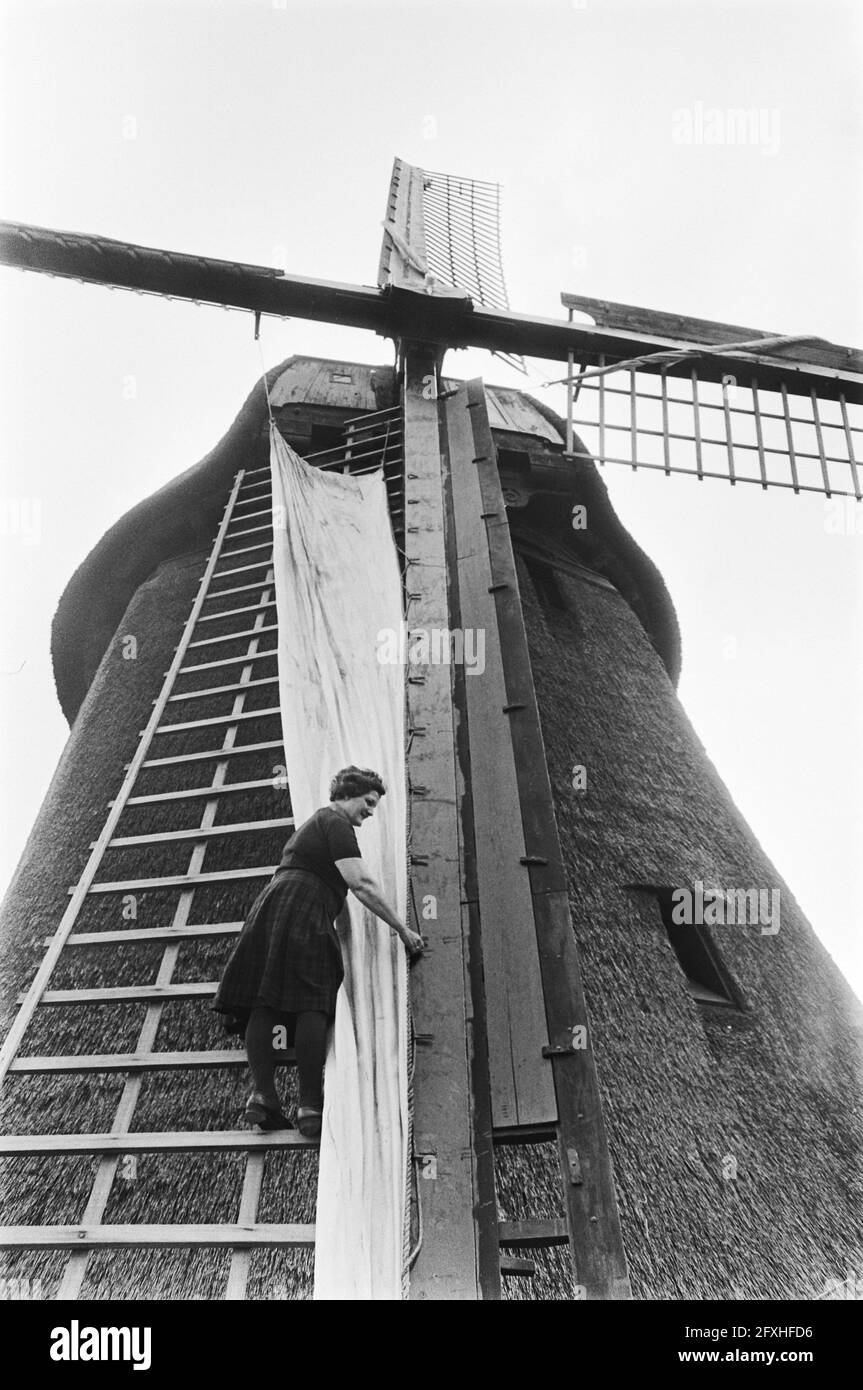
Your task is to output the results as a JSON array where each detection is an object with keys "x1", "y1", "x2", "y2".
[
  {"x1": 217, "y1": 541, "x2": 274, "y2": 562},
  {"x1": 24, "y1": 982, "x2": 219, "y2": 1006},
  {"x1": 9, "y1": 1049, "x2": 295, "y2": 1074},
  {"x1": 179, "y1": 651, "x2": 278, "y2": 675},
  {"x1": 226, "y1": 507, "x2": 271, "y2": 525},
  {"x1": 209, "y1": 559, "x2": 274, "y2": 582},
  {"x1": 124, "y1": 778, "x2": 279, "y2": 805},
  {"x1": 240, "y1": 465, "x2": 271, "y2": 479},
  {"x1": 140, "y1": 739, "x2": 282, "y2": 768},
  {"x1": 500, "y1": 1257, "x2": 536, "y2": 1277},
  {"x1": 194, "y1": 603, "x2": 276, "y2": 627},
  {"x1": 230, "y1": 494, "x2": 272, "y2": 513},
  {"x1": 498, "y1": 1219, "x2": 569, "y2": 1249},
  {"x1": 223, "y1": 523, "x2": 272, "y2": 541},
  {"x1": 154, "y1": 708, "x2": 280, "y2": 734},
  {"x1": 54, "y1": 923, "x2": 244, "y2": 947},
  {"x1": 168, "y1": 676, "x2": 278, "y2": 702},
  {"x1": 0, "y1": 1129, "x2": 316, "y2": 1156},
  {"x1": 187, "y1": 626, "x2": 278, "y2": 650},
  {"x1": 106, "y1": 818, "x2": 293, "y2": 848},
  {"x1": 75, "y1": 865, "x2": 276, "y2": 893},
  {"x1": 0, "y1": 1223, "x2": 315, "y2": 1251},
  {"x1": 200, "y1": 579, "x2": 275, "y2": 602}
]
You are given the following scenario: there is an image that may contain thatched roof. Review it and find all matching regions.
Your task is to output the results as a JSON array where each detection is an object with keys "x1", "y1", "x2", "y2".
[{"x1": 50, "y1": 359, "x2": 679, "y2": 725}]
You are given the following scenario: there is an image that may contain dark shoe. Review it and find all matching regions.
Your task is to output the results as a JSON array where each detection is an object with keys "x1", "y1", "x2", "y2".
[
  {"x1": 296, "y1": 1107, "x2": 323, "y2": 1140},
  {"x1": 243, "y1": 1098, "x2": 292, "y2": 1130}
]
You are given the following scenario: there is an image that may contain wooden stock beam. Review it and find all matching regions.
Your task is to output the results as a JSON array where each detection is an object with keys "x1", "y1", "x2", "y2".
[{"x1": 3, "y1": 220, "x2": 861, "y2": 401}]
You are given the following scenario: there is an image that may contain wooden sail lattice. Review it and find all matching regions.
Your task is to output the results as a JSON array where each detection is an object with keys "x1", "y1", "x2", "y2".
[
  {"x1": 564, "y1": 360, "x2": 862, "y2": 497},
  {"x1": 560, "y1": 296, "x2": 863, "y2": 499},
  {"x1": 418, "y1": 166, "x2": 526, "y2": 375}
]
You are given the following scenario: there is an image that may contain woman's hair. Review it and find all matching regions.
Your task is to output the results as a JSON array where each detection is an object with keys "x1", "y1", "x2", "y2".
[{"x1": 330, "y1": 766, "x2": 386, "y2": 800}]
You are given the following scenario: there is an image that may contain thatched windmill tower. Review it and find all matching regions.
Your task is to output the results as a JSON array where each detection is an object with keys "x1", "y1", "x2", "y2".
[{"x1": 1, "y1": 161, "x2": 862, "y2": 1301}]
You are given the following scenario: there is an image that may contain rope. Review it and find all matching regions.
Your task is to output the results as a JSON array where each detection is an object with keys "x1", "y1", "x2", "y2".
[{"x1": 253, "y1": 311, "x2": 276, "y2": 430}]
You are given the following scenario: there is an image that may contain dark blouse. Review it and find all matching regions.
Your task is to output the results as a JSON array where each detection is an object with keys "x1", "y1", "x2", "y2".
[{"x1": 278, "y1": 806, "x2": 363, "y2": 907}]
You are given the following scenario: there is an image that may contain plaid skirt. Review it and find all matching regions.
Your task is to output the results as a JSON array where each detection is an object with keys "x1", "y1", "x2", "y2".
[{"x1": 212, "y1": 867, "x2": 345, "y2": 1028}]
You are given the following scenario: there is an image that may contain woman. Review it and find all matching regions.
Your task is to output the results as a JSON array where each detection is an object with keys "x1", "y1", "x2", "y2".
[{"x1": 213, "y1": 765, "x2": 424, "y2": 1139}]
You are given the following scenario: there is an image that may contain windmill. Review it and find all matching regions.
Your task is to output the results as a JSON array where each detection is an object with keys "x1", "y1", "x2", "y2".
[{"x1": 0, "y1": 156, "x2": 861, "y2": 1302}]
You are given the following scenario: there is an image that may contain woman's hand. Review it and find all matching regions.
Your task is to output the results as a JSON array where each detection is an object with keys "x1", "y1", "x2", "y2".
[{"x1": 398, "y1": 926, "x2": 425, "y2": 959}]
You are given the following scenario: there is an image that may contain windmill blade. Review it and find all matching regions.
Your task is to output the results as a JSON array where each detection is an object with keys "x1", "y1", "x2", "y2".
[
  {"x1": 379, "y1": 157, "x2": 526, "y2": 374},
  {"x1": 558, "y1": 295, "x2": 863, "y2": 500}
]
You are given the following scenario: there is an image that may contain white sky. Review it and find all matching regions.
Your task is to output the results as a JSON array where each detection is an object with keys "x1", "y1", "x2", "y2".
[{"x1": 0, "y1": 0, "x2": 861, "y2": 999}]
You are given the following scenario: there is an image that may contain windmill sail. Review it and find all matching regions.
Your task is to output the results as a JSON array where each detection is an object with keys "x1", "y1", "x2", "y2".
[
  {"x1": 560, "y1": 294, "x2": 863, "y2": 499},
  {"x1": 379, "y1": 157, "x2": 526, "y2": 374}
]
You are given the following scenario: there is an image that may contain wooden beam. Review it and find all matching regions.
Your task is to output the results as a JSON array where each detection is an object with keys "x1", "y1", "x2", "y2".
[
  {"x1": 403, "y1": 350, "x2": 481, "y2": 1301},
  {"x1": 561, "y1": 292, "x2": 863, "y2": 376},
  {"x1": 4, "y1": 220, "x2": 859, "y2": 399},
  {"x1": 24, "y1": 982, "x2": 218, "y2": 1006},
  {"x1": 0, "y1": 1223, "x2": 315, "y2": 1250},
  {"x1": 443, "y1": 384, "x2": 556, "y2": 1130},
  {"x1": 54, "y1": 923, "x2": 243, "y2": 947},
  {"x1": 0, "y1": 1130, "x2": 314, "y2": 1156},
  {"x1": 464, "y1": 378, "x2": 632, "y2": 1301},
  {"x1": 9, "y1": 1049, "x2": 294, "y2": 1074}
]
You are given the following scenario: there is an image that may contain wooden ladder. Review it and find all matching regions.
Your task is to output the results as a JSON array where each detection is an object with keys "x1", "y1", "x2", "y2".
[
  {"x1": 0, "y1": 461, "x2": 319, "y2": 1299},
  {"x1": 0, "y1": 406, "x2": 409, "y2": 1299}
]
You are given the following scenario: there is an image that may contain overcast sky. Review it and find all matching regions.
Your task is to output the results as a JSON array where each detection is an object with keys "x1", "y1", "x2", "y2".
[{"x1": 0, "y1": 0, "x2": 861, "y2": 999}]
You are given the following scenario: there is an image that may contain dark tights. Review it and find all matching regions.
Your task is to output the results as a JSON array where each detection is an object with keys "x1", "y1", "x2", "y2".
[{"x1": 246, "y1": 1006, "x2": 329, "y2": 1111}]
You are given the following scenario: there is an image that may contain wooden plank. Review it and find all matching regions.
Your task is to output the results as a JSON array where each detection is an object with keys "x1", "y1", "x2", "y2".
[
  {"x1": 179, "y1": 651, "x2": 276, "y2": 675},
  {"x1": 106, "y1": 818, "x2": 292, "y2": 848},
  {"x1": 222, "y1": 522, "x2": 273, "y2": 541},
  {"x1": 9, "y1": 1050, "x2": 294, "y2": 1074},
  {"x1": 200, "y1": 578, "x2": 275, "y2": 602},
  {"x1": 210, "y1": 559, "x2": 275, "y2": 581},
  {"x1": 224, "y1": 508, "x2": 272, "y2": 526},
  {"x1": 560, "y1": 292, "x2": 863, "y2": 376},
  {"x1": 125, "y1": 779, "x2": 278, "y2": 806},
  {"x1": 465, "y1": 378, "x2": 631, "y2": 1301},
  {"x1": 226, "y1": 1153, "x2": 266, "y2": 1299},
  {"x1": 76, "y1": 865, "x2": 275, "y2": 893},
  {"x1": 55, "y1": 923, "x2": 243, "y2": 947},
  {"x1": 27, "y1": 982, "x2": 219, "y2": 1006},
  {"x1": 404, "y1": 352, "x2": 481, "y2": 1301},
  {"x1": 0, "y1": 1224, "x2": 315, "y2": 1250},
  {"x1": 141, "y1": 740, "x2": 283, "y2": 768},
  {"x1": 444, "y1": 386, "x2": 556, "y2": 1129},
  {"x1": 168, "y1": 674, "x2": 278, "y2": 699},
  {"x1": 187, "y1": 626, "x2": 278, "y2": 650},
  {"x1": 195, "y1": 603, "x2": 276, "y2": 626},
  {"x1": 498, "y1": 1218, "x2": 569, "y2": 1248},
  {"x1": 0, "y1": 1130, "x2": 315, "y2": 1156},
  {"x1": 154, "y1": 707, "x2": 280, "y2": 733}
]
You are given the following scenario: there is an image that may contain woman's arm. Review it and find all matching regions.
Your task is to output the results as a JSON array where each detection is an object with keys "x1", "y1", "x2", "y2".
[{"x1": 336, "y1": 857, "x2": 424, "y2": 955}]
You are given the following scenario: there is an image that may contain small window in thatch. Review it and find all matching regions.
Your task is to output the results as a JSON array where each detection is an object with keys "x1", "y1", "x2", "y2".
[
  {"x1": 654, "y1": 887, "x2": 739, "y2": 1007},
  {"x1": 522, "y1": 554, "x2": 566, "y2": 610}
]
